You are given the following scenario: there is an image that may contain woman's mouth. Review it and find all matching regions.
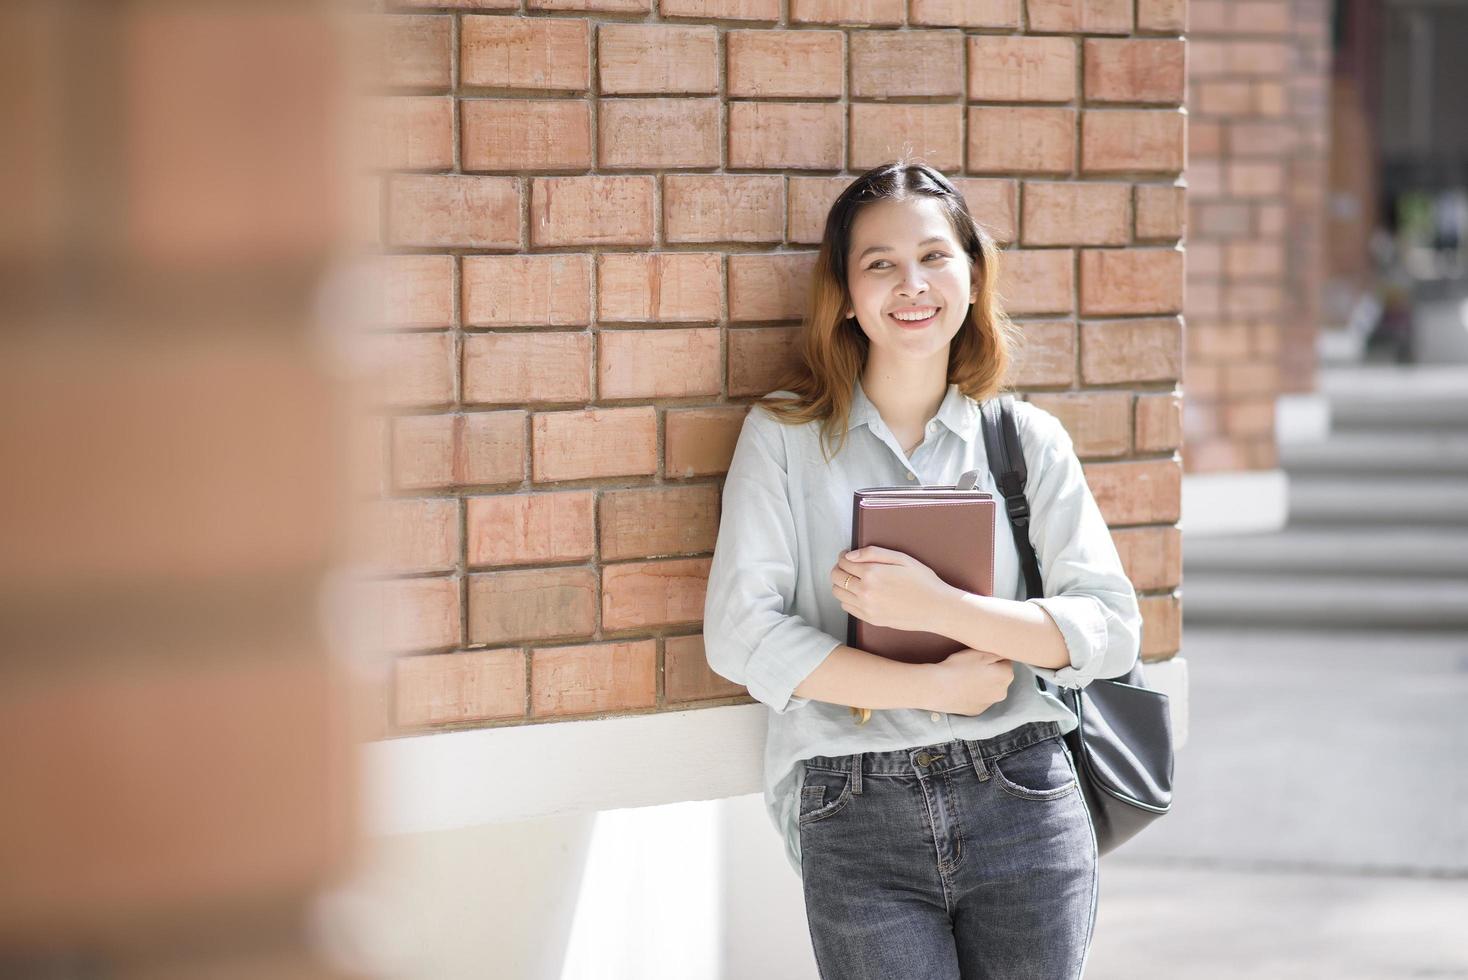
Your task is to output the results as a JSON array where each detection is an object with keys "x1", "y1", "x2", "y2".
[{"x1": 889, "y1": 307, "x2": 940, "y2": 329}]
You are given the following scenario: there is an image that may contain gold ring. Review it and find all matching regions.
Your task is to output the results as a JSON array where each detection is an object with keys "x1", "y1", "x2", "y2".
[{"x1": 843, "y1": 573, "x2": 852, "y2": 590}]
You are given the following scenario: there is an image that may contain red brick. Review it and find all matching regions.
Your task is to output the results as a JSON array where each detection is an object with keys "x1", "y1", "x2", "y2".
[
  {"x1": 665, "y1": 174, "x2": 784, "y2": 244},
  {"x1": 1137, "y1": 0, "x2": 1186, "y2": 32},
  {"x1": 1079, "y1": 317, "x2": 1182, "y2": 383},
  {"x1": 851, "y1": 104, "x2": 964, "y2": 172},
  {"x1": 531, "y1": 406, "x2": 659, "y2": 481},
  {"x1": 460, "y1": 16, "x2": 589, "y2": 91},
  {"x1": 966, "y1": 36, "x2": 1076, "y2": 103},
  {"x1": 659, "y1": 0, "x2": 779, "y2": 19},
  {"x1": 373, "y1": 255, "x2": 454, "y2": 329},
  {"x1": 599, "y1": 98, "x2": 720, "y2": 169},
  {"x1": 728, "y1": 325, "x2": 802, "y2": 396},
  {"x1": 997, "y1": 248, "x2": 1074, "y2": 316},
  {"x1": 727, "y1": 30, "x2": 843, "y2": 98},
  {"x1": 530, "y1": 175, "x2": 655, "y2": 247},
  {"x1": 788, "y1": 176, "x2": 855, "y2": 244},
  {"x1": 379, "y1": 15, "x2": 451, "y2": 89},
  {"x1": 1082, "y1": 458, "x2": 1181, "y2": 526},
  {"x1": 394, "y1": 649, "x2": 526, "y2": 729},
  {"x1": 469, "y1": 567, "x2": 597, "y2": 644},
  {"x1": 366, "y1": 575, "x2": 461, "y2": 654},
  {"x1": 361, "y1": 96, "x2": 453, "y2": 171},
  {"x1": 1025, "y1": 391, "x2": 1131, "y2": 457},
  {"x1": 1079, "y1": 248, "x2": 1183, "y2": 315},
  {"x1": 1083, "y1": 39, "x2": 1185, "y2": 104},
  {"x1": 1081, "y1": 109, "x2": 1186, "y2": 174},
  {"x1": 463, "y1": 331, "x2": 592, "y2": 405},
  {"x1": 600, "y1": 484, "x2": 720, "y2": 560},
  {"x1": 789, "y1": 0, "x2": 904, "y2": 24},
  {"x1": 597, "y1": 252, "x2": 722, "y2": 323},
  {"x1": 1022, "y1": 182, "x2": 1130, "y2": 246},
  {"x1": 1135, "y1": 183, "x2": 1186, "y2": 240},
  {"x1": 665, "y1": 633, "x2": 745, "y2": 703},
  {"x1": 953, "y1": 178, "x2": 1019, "y2": 244},
  {"x1": 350, "y1": 497, "x2": 458, "y2": 574},
  {"x1": 360, "y1": 332, "x2": 454, "y2": 408},
  {"x1": 851, "y1": 31, "x2": 964, "y2": 98},
  {"x1": 728, "y1": 102, "x2": 843, "y2": 170},
  {"x1": 1112, "y1": 525, "x2": 1181, "y2": 591},
  {"x1": 601, "y1": 557, "x2": 710, "y2": 630},
  {"x1": 1027, "y1": 0, "x2": 1132, "y2": 34},
  {"x1": 391, "y1": 411, "x2": 527, "y2": 490},
  {"x1": 1133, "y1": 389, "x2": 1186, "y2": 447},
  {"x1": 466, "y1": 490, "x2": 596, "y2": 566},
  {"x1": 665, "y1": 406, "x2": 748, "y2": 477},
  {"x1": 462, "y1": 254, "x2": 592, "y2": 328},
  {"x1": 1139, "y1": 593, "x2": 1181, "y2": 658},
  {"x1": 461, "y1": 99, "x2": 592, "y2": 172},
  {"x1": 529, "y1": 640, "x2": 658, "y2": 717},
  {"x1": 1227, "y1": 160, "x2": 1286, "y2": 198},
  {"x1": 388, "y1": 175, "x2": 519, "y2": 248},
  {"x1": 598, "y1": 24, "x2": 717, "y2": 94},
  {"x1": 967, "y1": 107, "x2": 1075, "y2": 175},
  {"x1": 599, "y1": 328, "x2": 722, "y2": 399},
  {"x1": 1006, "y1": 320, "x2": 1076, "y2": 387},
  {"x1": 728, "y1": 252, "x2": 818, "y2": 322},
  {"x1": 531, "y1": 0, "x2": 647, "y2": 9},
  {"x1": 910, "y1": 0, "x2": 1020, "y2": 28}
]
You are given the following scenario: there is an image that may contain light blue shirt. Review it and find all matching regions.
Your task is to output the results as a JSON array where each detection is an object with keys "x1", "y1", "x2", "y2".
[{"x1": 701, "y1": 377, "x2": 1143, "y2": 878}]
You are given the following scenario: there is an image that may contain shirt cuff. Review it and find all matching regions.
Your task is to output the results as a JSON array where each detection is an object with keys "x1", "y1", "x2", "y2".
[
  {"x1": 1025, "y1": 594, "x2": 1109, "y2": 689},
  {"x1": 742, "y1": 617, "x2": 843, "y2": 714}
]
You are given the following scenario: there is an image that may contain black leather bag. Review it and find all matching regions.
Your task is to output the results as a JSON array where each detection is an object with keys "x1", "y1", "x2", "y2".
[{"x1": 978, "y1": 394, "x2": 1175, "y2": 856}]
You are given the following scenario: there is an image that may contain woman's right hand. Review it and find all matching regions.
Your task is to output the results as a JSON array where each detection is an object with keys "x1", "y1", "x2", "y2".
[{"x1": 927, "y1": 647, "x2": 1015, "y2": 716}]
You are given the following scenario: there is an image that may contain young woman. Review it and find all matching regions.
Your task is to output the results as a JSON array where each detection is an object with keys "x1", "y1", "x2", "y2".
[{"x1": 701, "y1": 161, "x2": 1143, "y2": 979}]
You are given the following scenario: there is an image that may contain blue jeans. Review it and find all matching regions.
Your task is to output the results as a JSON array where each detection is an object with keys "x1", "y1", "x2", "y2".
[{"x1": 797, "y1": 720, "x2": 1098, "y2": 980}]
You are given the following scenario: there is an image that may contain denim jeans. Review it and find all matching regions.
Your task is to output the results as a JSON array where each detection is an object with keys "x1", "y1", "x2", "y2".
[{"x1": 797, "y1": 720, "x2": 1098, "y2": 980}]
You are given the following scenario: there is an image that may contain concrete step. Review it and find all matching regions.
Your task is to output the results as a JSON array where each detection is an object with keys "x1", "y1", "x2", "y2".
[
  {"x1": 1288, "y1": 475, "x2": 1468, "y2": 526},
  {"x1": 1183, "y1": 527, "x2": 1468, "y2": 577},
  {"x1": 1279, "y1": 431, "x2": 1468, "y2": 476},
  {"x1": 1317, "y1": 365, "x2": 1468, "y2": 432},
  {"x1": 1181, "y1": 573, "x2": 1468, "y2": 628}
]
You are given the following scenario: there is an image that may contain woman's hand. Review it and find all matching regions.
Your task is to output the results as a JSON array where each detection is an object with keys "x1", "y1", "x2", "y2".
[
  {"x1": 831, "y1": 545, "x2": 958, "y2": 634},
  {"x1": 926, "y1": 648, "x2": 1015, "y2": 716}
]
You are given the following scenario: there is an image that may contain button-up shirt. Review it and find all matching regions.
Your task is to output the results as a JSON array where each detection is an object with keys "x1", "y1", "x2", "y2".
[{"x1": 701, "y1": 377, "x2": 1143, "y2": 878}]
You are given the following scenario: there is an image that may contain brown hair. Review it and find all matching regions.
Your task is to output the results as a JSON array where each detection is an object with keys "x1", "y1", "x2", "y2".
[
  {"x1": 758, "y1": 159, "x2": 1020, "y2": 726},
  {"x1": 760, "y1": 159, "x2": 1019, "y2": 466}
]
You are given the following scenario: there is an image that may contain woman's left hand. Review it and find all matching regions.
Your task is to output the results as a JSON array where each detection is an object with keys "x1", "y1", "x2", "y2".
[{"x1": 830, "y1": 546, "x2": 958, "y2": 634}]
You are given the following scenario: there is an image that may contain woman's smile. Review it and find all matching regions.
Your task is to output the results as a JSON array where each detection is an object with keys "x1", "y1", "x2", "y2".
[{"x1": 889, "y1": 305, "x2": 940, "y2": 329}]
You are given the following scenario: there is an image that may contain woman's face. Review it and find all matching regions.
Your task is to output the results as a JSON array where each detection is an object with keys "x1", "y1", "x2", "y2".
[{"x1": 844, "y1": 197, "x2": 977, "y2": 363}]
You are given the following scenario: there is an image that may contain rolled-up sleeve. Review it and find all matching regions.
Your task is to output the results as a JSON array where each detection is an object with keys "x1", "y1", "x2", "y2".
[
  {"x1": 1015, "y1": 402, "x2": 1143, "y2": 690},
  {"x1": 702, "y1": 406, "x2": 843, "y2": 713}
]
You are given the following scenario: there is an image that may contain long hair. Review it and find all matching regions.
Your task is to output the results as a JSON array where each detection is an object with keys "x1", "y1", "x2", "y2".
[
  {"x1": 758, "y1": 159, "x2": 1020, "y2": 726},
  {"x1": 761, "y1": 160, "x2": 1018, "y2": 462}
]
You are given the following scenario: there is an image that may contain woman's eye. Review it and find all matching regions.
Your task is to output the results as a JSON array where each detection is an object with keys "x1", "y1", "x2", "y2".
[{"x1": 868, "y1": 252, "x2": 946, "y2": 270}]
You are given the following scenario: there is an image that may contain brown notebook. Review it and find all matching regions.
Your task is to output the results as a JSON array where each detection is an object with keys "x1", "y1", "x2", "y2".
[{"x1": 845, "y1": 470, "x2": 996, "y2": 665}]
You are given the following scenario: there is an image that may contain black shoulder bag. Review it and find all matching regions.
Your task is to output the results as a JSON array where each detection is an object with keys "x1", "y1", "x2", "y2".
[{"x1": 978, "y1": 393, "x2": 1175, "y2": 856}]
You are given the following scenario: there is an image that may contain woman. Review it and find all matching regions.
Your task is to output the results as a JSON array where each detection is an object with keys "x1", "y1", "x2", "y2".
[{"x1": 701, "y1": 160, "x2": 1143, "y2": 979}]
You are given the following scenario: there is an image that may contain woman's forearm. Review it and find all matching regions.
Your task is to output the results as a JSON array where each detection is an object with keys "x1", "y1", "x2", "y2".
[
  {"x1": 792, "y1": 643, "x2": 939, "y2": 711},
  {"x1": 933, "y1": 588, "x2": 1071, "y2": 670}
]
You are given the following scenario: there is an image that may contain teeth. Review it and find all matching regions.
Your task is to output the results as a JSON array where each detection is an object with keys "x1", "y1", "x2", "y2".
[{"x1": 892, "y1": 309, "x2": 937, "y2": 321}]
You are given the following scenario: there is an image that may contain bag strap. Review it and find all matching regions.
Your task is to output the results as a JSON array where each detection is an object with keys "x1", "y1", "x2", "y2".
[{"x1": 979, "y1": 394, "x2": 1043, "y2": 599}]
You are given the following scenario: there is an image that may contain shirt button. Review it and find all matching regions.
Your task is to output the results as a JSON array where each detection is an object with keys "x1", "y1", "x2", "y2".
[
  {"x1": 928, "y1": 422, "x2": 937, "y2": 432},
  {"x1": 930, "y1": 711, "x2": 941, "y2": 722},
  {"x1": 906, "y1": 471, "x2": 916, "y2": 480}
]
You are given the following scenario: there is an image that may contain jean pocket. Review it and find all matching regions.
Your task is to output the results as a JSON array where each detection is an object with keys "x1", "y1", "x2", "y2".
[
  {"x1": 990, "y1": 735, "x2": 1079, "y2": 802},
  {"x1": 798, "y1": 765, "x2": 854, "y2": 825}
]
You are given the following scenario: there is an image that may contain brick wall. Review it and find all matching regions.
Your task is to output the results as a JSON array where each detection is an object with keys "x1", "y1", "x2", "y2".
[
  {"x1": 361, "y1": 1, "x2": 1187, "y2": 736},
  {"x1": 1182, "y1": 0, "x2": 1334, "y2": 472}
]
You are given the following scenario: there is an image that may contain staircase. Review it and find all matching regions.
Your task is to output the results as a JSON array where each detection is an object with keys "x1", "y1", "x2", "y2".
[{"x1": 1183, "y1": 364, "x2": 1468, "y2": 629}]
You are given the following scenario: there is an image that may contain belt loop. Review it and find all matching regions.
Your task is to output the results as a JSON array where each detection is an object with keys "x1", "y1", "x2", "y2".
[
  {"x1": 851, "y1": 752, "x2": 863, "y2": 795},
  {"x1": 964, "y1": 740, "x2": 990, "y2": 782}
]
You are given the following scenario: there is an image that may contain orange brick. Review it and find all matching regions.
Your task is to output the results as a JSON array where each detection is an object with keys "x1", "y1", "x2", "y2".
[
  {"x1": 1219, "y1": 359, "x2": 1280, "y2": 397},
  {"x1": 374, "y1": 255, "x2": 454, "y2": 329},
  {"x1": 665, "y1": 406, "x2": 748, "y2": 477},
  {"x1": 1196, "y1": 80, "x2": 1252, "y2": 116},
  {"x1": 530, "y1": 175, "x2": 654, "y2": 246},
  {"x1": 1139, "y1": 593, "x2": 1181, "y2": 658},
  {"x1": 1027, "y1": 0, "x2": 1132, "y2": 34},
  {"x1": 1021, "y1": 182, "x2": 1130, "y2": 246},
  {"x1": 910, "y1": 0, "x2": 1020, "y2": 27},
  {"x1": 1081, "y1": 109, "x2": 1186, "y2": 174},
  {"x1": 361, "y1": 96, "x2": 453, "y2": 171},
  {"x1": 728, "y1": 102, "x2": 843, "y2": 170},
  {"x1": 1227, "y1": 40, "x2": 1291, "y2": 74},
  {"x1": 599, "y1": 98, "x2": 720, "y2": 169},
  {"x1": 462, "y1": 254, "x2": 592, "y2": 328},
  {"x1": 531, "y1": 406, "x2": 659, "y2": 481},
  {"x1": 967, "y1": 107, "x2": 1075, "y2": 175},
  {"x1": 665, "y1": 174, "x2": 784, "y2": 244},
  {"x1": 461, "y1": 99, "x2": 592, "y2": 172},
  {"x1": 850, "y1": 103, "x2": 964, "y2": 171},
  {"x1": 728, "y1": 252, "x2": 818, "y2": 322},
  {"x1": 531, "y1": 0, "x2": 647, "y2": 8},
  {"x1": 597, "y1": 252, "x2": 722, "y2": 322},
  {"x1": 468, "y1": 567, "x2": 597, "y2": 644},
  {"x1": 659, "y1": 0, "x2": 779, "y2": 18},
  {"x1": 1082, "y1": 458, "x2": 1181, "y2": 526},
  {"x1": 788, "y1": 176, "x2": 856, "y2": 244},
  {"x1": 966, "y1": 36, "x2": 1076, "y2": 103},
  {"x1": 462, "y1": 331, "x2": 592, "y2": 405},
  {"x1": 601, "y1": 557, "x2": 710, "y2": 630},
  {"x1": 391, "y1": 412, "x2": 527, "y2": 490},
  {"x1": 953, "y1": 178, "x2": 1019, "y2": 244},
  {"x1": 1229, "y1": 122, "x2": 1295, "y2": 157},
  {"x1": 1135, "y1": 391, "x2": 1183, "y2": 451},
  {"x1": 1079, "y1": 248, "x2": 1183, "y2": 315},
  {"x1": 466, "y1": 490, "x2": 596, "y2": 566},
  {"x1": 599, "y1": 328, "x2": 722, "y2": 399},
  {"x1": 851, "y1": 30, "x2": 964, "y2": 98},
  {"x1": 600, "y1": 484, "x2": 720, "y2": 560},
  {"x1": 1225, "y1": 241, "x2": 1285, "y2": 279},
  {"x1": 1111, "y1": 525, "x2": 1181, "y2": 592},
  {"x1": 351, "y1": 497, "x2": 458, "y2": 574},
  {"x1": 361, "y1": 332, "x2": 454, "y2": 408},
  {"x1": 997, "y1": 248, "x2": 1074, "y2": 316},
  {"x1": 1025, "y1": 391, "x2": 1131, "y2": 457},
  {"x1": 529, "y1": 640, "x2": 658, "y2": 717},
  {"x1": 1189, "y1": 119, "x2": 1224, "y2": 158},
  {"x1": 1079, "y1": 317, "x2": 1182, "y2": 383},
  {"x1": 379, "y1": 15, "x2": 451, "y2": 89},
  {"x1": 1227, "y1": 160, "x2": 1286, "y2": 198},
  {"x1": 1135, "y1": 183, "x2": 1186, "y2": 240},
  {"x1": 727, "y1": 325, "x2": 801, "y2": 396},
  {"x1": 394, "y1": 649, "x2": 526, "y2": 729},
  {"x1": 789, "y1": 0, "x2": 904, "y2": 23},
  {"x1": 460, "y1": 16, "x2": 589, "y2": 91},
  {"x1": 1137, "y1": 0, "x2": 1186, "y2": 32},
  {"x1": 1083, "y1": 39, "x2": 1185, "y2": 104},
  {"x1": 369, "y1": 575, "x2": 460, "y2": 654},
  {"x1": 598, "y1": 23, "x2": 718, "y2": 94},
  {"x1": 1222, "y1": 397, "x2": 1275, "y2": 438},
  {"x1": 665, "y1": 633, "x2": 745, "y2": 703},
  {"x1": 388, "y1": 175, "x2": 519, "y2": 248},
  {"x1": 727, "y1": 30, "x2": 843, "y2": 98},
  {"x1": 1007, "y1": 320, "x2": 1076, "y2": 387}
]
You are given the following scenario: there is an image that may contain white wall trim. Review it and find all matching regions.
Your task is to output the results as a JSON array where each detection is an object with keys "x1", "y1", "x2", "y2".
[
  {"x1": 1180, "y1": 468, "x2": 1289, "y2": 537},
  {"x1": 1276, "y1": 392, "x2": 1332, "y2": 445}
]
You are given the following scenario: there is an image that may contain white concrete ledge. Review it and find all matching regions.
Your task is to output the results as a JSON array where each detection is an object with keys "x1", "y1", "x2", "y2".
[
  {"x1": 1277, "y1": 392, "x2": 1332, "y2": 445},
  {"x1": 1181, "y1": 469, "x2": 1289, "y2": 537}
]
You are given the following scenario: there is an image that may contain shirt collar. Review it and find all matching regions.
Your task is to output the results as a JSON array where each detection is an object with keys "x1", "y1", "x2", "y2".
[{"x1": 848, "y1": 376, "x2": 980, "y2": 443}]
